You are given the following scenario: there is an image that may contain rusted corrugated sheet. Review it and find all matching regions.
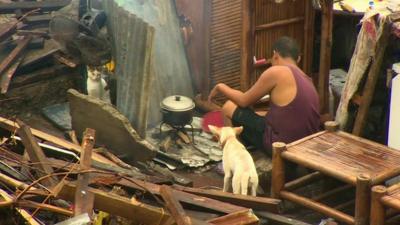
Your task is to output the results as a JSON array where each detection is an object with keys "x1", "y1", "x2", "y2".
[
  {"x1": 103, "y1": 0, "x2": 194, "y2": 136},
  {"x1": 210, "y1": 0, "x2": 243, "y2": 103},
  {"x1": 103, "y1": 1, "x2": 155, "y2": 138}
]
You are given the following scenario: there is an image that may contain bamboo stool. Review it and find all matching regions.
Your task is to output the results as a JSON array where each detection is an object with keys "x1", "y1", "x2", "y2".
[
  {"x1": 271, "y1": 121, "x2": 400, "y2": 225},
  {"x1": 370, "y1": 184, "x2": 400, "y2": 225}
]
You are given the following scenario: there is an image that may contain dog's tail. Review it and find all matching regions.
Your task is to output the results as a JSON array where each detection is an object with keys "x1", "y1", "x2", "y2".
[{"x1": 240, "y1": 174, "x2": 250, "y2": 195}]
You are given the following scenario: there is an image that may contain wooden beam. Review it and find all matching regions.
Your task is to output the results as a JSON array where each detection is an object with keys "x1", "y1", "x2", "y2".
[
  {"x1": 172, "y1": 185, "x2": 281, "y2": 213},
  {"x1": 74, "y1": 128, "x2": 95, "y2": 217},
  {"x1": 0, "y1": 0, "x2": 71, "y2": 14},
  {"x1": 318, "y1": 0, "x2": 333, "y2": 114},
  {"x1": 16, "y1": 119, "x2": 58, "y2": 187},
  {"x1": 57, "y1": 182, "x2": 171, "y2": 224},
  {"x1": 160, "y1": 185, "x2": 192, "y2": 225}
]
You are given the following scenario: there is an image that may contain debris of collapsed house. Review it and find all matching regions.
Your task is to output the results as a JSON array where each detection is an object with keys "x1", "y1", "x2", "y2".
[
  {"x1": 0, "y1": 116, "x2": 285, "y2": 224},
  {"x1": 0, "y1": 0, "x2": 399, "y2": 224}
]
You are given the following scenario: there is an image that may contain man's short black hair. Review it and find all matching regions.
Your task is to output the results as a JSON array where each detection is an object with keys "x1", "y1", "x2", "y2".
[{"x1": 272, "y1": 36, "x2": 300, "y2": 61}]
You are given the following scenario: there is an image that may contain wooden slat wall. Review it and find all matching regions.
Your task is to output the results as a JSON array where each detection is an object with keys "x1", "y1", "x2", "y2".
[
  {"x1": 252, "y1": 0, "x2": 313, "y2": 84},
  {"x1": 209, "y1": 0, "x2": 243, "y2": 102}
]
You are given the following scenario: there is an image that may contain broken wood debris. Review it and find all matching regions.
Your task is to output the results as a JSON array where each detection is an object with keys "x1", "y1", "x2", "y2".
[{"x1": 0, "y1": 116, "x2": 284, "y2": 224}]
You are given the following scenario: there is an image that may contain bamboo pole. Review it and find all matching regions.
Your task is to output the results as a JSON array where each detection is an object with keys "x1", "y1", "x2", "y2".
[
  {"x1": 355, "y1": 174, "x2": 371, "y2": 225},
  {"x1": 271, "y1": 142, "x2": 286, "y2": 198},
  {"x1": 318, "y1": 0, "x2": 333, "y2": 114},
  {"x1": 284, "y1": 171, "x2": 323, "y2": 191},
  {"x1": 370, "y1": 185, "x2": 386, "y2": 225},
  {"x1": 280, "y1": 191, "x2": 355, "y2": 224},
  {"x1": 313, "y1": 184, "x2": 353, "y2": 202}
]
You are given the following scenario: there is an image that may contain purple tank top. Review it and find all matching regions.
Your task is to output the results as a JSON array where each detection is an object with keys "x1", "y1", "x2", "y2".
[{"x1": 263, "y1": 65, "x2": 320, "y2": 150}]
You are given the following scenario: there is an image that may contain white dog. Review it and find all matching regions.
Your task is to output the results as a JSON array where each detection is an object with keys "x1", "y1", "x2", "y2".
[{"x1": 209, "y1": 125, "x2": 259, "y2": 196}]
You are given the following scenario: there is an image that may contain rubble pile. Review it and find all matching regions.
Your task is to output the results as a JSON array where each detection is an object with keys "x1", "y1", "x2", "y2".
[{"x1": 0, "y1": 116, "x2": 284, "y2": 224}]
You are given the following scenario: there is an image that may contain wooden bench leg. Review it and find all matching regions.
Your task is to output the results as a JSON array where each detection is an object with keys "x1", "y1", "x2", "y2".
[
  {"x1": 355, "y1": 174, "x2": 371, "y2": 225},
  {"x1": 271, "y1": 142, "x2": 286, "y2": 198},
  {"x1": 370, "y1": 185, "x2": 386, "y2": 225}
]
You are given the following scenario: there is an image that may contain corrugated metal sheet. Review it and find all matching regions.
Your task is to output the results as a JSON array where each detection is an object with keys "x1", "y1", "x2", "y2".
[
  {"x1": 210, "y1": 0, "x2": 243, "y2": 103},
  {"x1": 103, "y1": 1, "x2": 154, "y2": 138},
  {"x1": 103, "y1": 0, "x2": 194, "y2": 137}
]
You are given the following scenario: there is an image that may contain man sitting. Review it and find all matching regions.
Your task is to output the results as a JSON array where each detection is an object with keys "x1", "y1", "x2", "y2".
[{"x1": 208, "y1": 36, "x2": 320, "y2": 155}]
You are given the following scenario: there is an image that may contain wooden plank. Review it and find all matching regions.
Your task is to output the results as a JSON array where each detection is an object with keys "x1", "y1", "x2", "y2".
[
  {"x1": 172, "y1": 185, "x2": 281, "y2": 213},
  {"x1": 318, "y1": 0, "x2": 334, "y2": 114},
  {"x1": 207, "y1": 209, "x2": 259, "y2": 225},
  {"x1": 0, "y1": 21, "x2": 17, "y2": 42},
  {"x1": 0, "y1": 36, "x2": 32, "y2": 78},
  {"x1": 74, "y1": 128, "x2": 95, "y2": 216},
  {"x1": 0, "y1": 116, "x2": 116, "y2": 166},
  {"x1": 352, "y1": 18, "x2": 391, "y2": 136},
  {"x1": 0, "y1": 0, "x2": 71, "y2": 14},
  {"x1": 0, "y1": 56, "x2": 22, "y2": 94},
  {"x1": 160, "y1": 185, "x2": 192, "y2": 225},
  {"x1": 57, "y1": 182, "x2": 171, "y2": 224},
  {"x1": 255, "y1": 17, "x2": 304, "y2": 31},
  {"x1": 255, "y1": 211, "x2": 311, "y2": 225},
  {"x1": 16, "y1": 119, "x2": 58, "y2": 187}
]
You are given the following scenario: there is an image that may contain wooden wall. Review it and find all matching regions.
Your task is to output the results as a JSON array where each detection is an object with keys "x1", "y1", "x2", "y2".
[
  {"x1": 175, "y1": 0, "x2": 315, "y2": 101},
  {"x1": 252, "y1": 0, "x2": 315, "y2": 84}
]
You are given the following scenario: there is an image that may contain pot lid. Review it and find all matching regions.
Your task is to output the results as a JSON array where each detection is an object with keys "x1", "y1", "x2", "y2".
[{"x1": 161, "y1": 95, "x2": 195, "y2": 111}]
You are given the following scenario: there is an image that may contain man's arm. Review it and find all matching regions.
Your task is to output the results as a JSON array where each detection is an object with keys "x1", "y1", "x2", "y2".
[{"x1": 208, "y1": 66, "x2": 281, "y2": 107}]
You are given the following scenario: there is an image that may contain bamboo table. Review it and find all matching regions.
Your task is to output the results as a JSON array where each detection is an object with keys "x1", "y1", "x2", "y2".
[
  {"x1": 370, "y1": 183, "x2": 400, "y2": 225},
  {"x1": 271, "y1": 121, "x2": 400, "y2": 225}
]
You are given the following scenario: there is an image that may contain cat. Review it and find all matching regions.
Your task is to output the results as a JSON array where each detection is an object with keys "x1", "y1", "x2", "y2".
[{"x1": 86, "y1": 67, "x2": 111, "y2": 104}]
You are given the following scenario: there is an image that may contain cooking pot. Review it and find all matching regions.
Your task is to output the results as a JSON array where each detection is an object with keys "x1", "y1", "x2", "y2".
[{"x1": 160, "y1": 95, "x2": 195, "y2": 126}]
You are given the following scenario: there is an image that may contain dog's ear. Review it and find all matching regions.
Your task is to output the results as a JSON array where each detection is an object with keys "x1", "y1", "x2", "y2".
[
  {"x1": 233, "y1": 126, "x2": 243, "y2": 135},
  {"x1": 208, "y1": 125, "x2": 221, "y2": 136}
]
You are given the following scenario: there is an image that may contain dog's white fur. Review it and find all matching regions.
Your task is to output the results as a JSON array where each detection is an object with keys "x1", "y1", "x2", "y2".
[{"x1": 209, "y1": 125, "x2": 258, "y2": 196}]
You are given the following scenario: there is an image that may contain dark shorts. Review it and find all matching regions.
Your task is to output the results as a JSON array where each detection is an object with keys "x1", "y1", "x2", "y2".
[{"x1": 231, "y1": 107, "x2": 265, "y2": 151}]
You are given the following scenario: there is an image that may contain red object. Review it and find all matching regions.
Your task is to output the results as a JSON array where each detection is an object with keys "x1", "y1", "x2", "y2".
[{"x1": 202, "y1": 110, "x2": 224, "y2": 133}]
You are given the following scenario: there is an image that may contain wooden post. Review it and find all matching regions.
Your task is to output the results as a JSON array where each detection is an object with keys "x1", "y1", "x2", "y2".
[
  {"x1": 303, "y1": 0, "x2": 315, "y2": 76},
  {"x1": 355, "y1": 174, "x2": 371, "y2": 225},
  {"x1": 202, "y1": 0, "x2": 211, "y2": 99},
  {"x1": 271, "y1": 142, "x2": 286, "y2": 198},
  {"x1": 240, "y1": 0, "x2": 252, "y2": 91},
  {"x1": 324, "y1": 121, "x2": 339, "y2": 132},
  {"x1": 318, "y1": 0, "x2": 333, "y2": 114},
  {"x1": 370, "y1": 185, "x2": 386, "y2": 225},
  {"x1": 74, "y1": 128, "x2": 95, "y2": 217}
]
